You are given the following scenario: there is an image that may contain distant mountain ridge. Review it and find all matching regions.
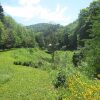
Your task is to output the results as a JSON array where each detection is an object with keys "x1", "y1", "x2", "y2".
[{"x1": 26, "y1": 23, "x2": 62, "y2": 34}]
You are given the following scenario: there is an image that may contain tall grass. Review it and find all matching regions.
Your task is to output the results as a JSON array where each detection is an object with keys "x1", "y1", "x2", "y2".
[{"x1": 0, "y1": 48, "x2": 100, "y2": 100}]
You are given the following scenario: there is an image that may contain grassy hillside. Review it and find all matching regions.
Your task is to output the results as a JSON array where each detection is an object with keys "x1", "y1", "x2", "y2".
[
  {"x1": 0, "y1": 48, "x2": 100, "y2": 100},
  {"x1": 0, "y1": 48, "x2": 57, "y2": 100}
]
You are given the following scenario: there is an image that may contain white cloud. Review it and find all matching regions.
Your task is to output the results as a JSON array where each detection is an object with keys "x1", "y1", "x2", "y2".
[
  {"x1": 3, "y1": 0, "x2": 71, "y2": 25},
  {"x1": 19, "y1": 0, "x2": 41, "y2": 6},
  {"x1": 38, "y1": 4, "x2": 71, "y2": 25},
  {"x1": 4, "y1": 6, "x2": 39, "y2": 19}
]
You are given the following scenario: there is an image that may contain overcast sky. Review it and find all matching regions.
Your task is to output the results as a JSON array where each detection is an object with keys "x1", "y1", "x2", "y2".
[{"x1": 1, "y1": 0, "x2": 93, "y2": 26}]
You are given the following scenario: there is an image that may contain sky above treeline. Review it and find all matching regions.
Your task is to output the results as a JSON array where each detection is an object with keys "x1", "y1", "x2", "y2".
[{"x1": 1, "y1": 0, "x2": 93, "y2": 26}]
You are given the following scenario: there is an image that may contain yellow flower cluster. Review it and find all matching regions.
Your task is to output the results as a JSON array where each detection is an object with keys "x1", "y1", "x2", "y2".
[{"x1": 64, "y1": 74, "x2": 100, "y2": 100}]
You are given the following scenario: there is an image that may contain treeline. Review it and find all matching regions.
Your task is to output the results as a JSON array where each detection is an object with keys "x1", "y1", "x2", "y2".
[
  {"x1": 0, "y1": 4, "x2": 36, "y2": 49},
  {"x1": 0, "y1": 0, "x2": 100, "y2": 62},
  {"x1": 0, "y1": 3, "x2": 78, "y2": 51},
  {"x1": 76, "y1": 0, "x2": 100, "y2": 77},
  {"x1": 27, "y1": 21, "x2": 78, "y2": 50}
]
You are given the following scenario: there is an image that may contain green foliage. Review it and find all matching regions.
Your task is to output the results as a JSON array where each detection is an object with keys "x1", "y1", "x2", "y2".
[
  {"x1": 74, "y1": 0, "x2": 100, "y2": 78},
  {"x1": 0, "y1": 3, "x2": 79, "y2": 51},
  {"x1": 0, "y1": 1, "x2": 100, "y2": 99},
  {"x1": 27, "y1": 22, "x2": 78, "y2": 50},
  {"x1": 0, "y1": 4, "x2": 37, "y2": 50},
  {"x1": 4, "y1": 16, "x2": 36, "y2": 48},
  {"x1": 0, "y1": 21, "x2": 6, "y2": 48},
  {"x1": 0, "y1": 48, "x2": 58, "y2": 100},
  {"x1": 0, "y1": 4, "x2": 4, "y2": 22},
  {"x1": 12, "y1": 48, "x2": 52, "y2": 70},
  {"x1": 65, "y1": 66, "x2": 100, "y2": 100},
  {"x1": 64, "y1": 20, "x2": 78, "y2": 50},
  {"x1": 0, "y1": 48, "x2": 100, "y2": 99},
  {"x1": 86, "y1": 0, "x2": 100, "y2": 77},
  {"x1": 27, "y1": 23, "x2": 60, "y2": 33},
  {"x1": 53, "y1": 70, "x2": 66, "y2": 88}
]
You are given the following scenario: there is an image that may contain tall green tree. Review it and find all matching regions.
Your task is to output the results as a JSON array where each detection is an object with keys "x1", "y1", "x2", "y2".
[
  {"x1": 84, "y1": 0, "x2": 100, "y2": 76},
  {"x1": 0, "y1": 21, "x2": 6, "y2": 49},
  {"x1": 0, "y1": 3, "x2": 4, "y2": 22}
]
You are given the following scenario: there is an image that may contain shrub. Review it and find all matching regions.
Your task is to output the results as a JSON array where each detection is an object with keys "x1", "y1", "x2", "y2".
[
  {"x1": 14, "y1": 61, "x2": 33, "y2": 67},
  {"x1": 14, "y1": 60, "x2": 44, "y2": 68},
  {"x1": 53, "y1": 70, "x2": 66, "y2": 88},
  {"x1": 14, "y1": 61, "x2": 22, "y2": 65},
  {"x1": 33, "y1": 61, "x2": 43, "y2": 68},
  {"x1": 22, "y1": 61, "x2": 33, "y2": 67}
]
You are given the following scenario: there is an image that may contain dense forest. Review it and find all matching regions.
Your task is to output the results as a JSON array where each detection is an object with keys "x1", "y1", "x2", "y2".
[{"x1": 0, "y1": 0, "x2": 100, "y2": 100}]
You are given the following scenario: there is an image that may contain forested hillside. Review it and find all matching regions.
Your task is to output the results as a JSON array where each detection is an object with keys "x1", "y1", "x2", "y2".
[
  {"x1": 0, "y1": 5, "x2": 36, "y2": 49},
  {"x1": 0, "y1": 0, "x2": 100, "y2": 100},
  {"x1": 76, "y1": 0, "x2": 100, "y2": 78}
]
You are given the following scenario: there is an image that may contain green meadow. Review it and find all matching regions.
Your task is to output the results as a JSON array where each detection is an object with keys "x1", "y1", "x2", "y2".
[
  {"x1": 0, "y1": 48, "x2": 100, "y2": 100},
  {"x1": 0, "y1": 48, "x2": 57, "y2": 100}
]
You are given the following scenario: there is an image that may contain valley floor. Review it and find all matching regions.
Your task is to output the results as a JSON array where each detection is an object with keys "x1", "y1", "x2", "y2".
[
  {"x1": 0, "y1": 48, "x2": 100, "y2": 100},
  {"x1": 0, "y1": 49, "x2": 57, "y2": 100}
]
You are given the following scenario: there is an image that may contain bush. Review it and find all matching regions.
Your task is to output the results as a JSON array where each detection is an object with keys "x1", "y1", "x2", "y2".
[
  {"x1": 23, "y1": 61, "x2": 32, "y2": 67},
  {"x1": 14, "y1": 61, "x2": 22, "y2": 65},
  {"x1": 14, "y1": 61, "x2": 33, "y2": 67},
  {"x1": 53, "y1": 70, "x2": 66, "y2": 88},
  {"x1": 14, "y1": 60, "x2": 44, "y2": 68}
]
